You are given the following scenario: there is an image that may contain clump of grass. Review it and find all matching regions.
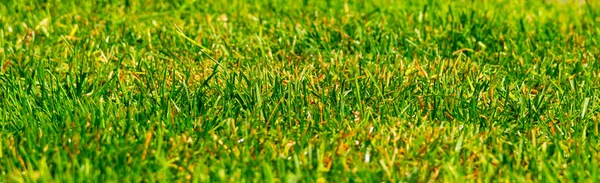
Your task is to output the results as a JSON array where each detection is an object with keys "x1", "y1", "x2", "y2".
[{"x1": 0, "y1": 0, "x2": 599, "y2": 182}]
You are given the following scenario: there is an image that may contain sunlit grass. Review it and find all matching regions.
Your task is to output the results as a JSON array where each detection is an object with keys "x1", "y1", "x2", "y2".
[{"x1": 1, "y1": 0, "x2": 599, "y2": 182}]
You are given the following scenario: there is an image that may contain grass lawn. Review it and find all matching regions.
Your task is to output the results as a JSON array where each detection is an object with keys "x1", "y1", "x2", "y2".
[{"x1": 1, "y1": 0, "x2": 599, "y2": 182}]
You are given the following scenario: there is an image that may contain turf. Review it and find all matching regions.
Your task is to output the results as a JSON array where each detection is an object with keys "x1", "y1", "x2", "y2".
[{"x1": 1, "y1": 0, "x2": 599, "y2": 182}]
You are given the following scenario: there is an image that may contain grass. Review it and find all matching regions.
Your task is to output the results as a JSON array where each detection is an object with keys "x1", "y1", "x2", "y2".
[{"x1": 0, "y1": 0, "x2": 599, "y2": 182}]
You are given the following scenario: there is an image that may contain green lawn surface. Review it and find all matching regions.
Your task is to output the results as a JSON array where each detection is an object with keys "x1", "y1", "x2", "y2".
[{"x1": 1, "y1": 0, "x2": 600, "y2": 182}]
